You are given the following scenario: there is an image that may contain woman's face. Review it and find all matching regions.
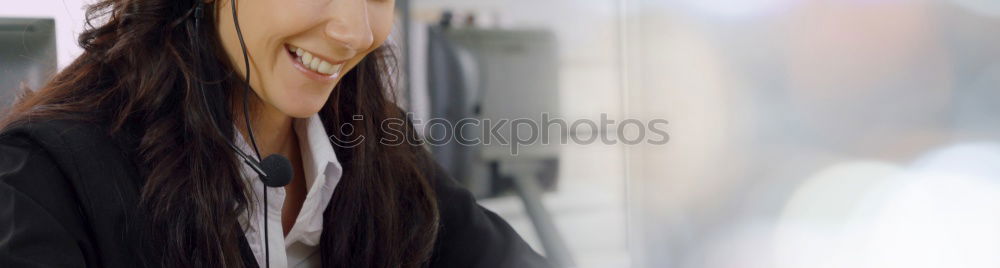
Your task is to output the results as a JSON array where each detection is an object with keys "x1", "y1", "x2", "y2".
[{"x1": 216, "y1": 0, "x2": 395, "y2": 118}]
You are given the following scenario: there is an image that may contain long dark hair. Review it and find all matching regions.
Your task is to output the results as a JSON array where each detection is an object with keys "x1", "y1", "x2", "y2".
[{"x1": 0, "y1": 1, "x2": 439, "y2": 267}]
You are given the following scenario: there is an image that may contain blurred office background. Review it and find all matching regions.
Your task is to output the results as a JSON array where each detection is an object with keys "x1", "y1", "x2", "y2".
[
  {"x1": 4, "y1": 0, "x2": 1000, "y2": 268},
  {"x1": 632, "y1": 0, "x2": 1000, "y2": 268}
]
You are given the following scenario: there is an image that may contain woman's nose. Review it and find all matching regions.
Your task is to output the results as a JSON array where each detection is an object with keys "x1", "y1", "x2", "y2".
[{"x1": 324, "y1": 0, "x2": 375, "y2": 53}]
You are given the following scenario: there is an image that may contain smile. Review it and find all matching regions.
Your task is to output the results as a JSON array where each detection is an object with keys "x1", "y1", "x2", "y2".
[{"x1": 285, "y1": 44, "x2": 345, "y2": 78}]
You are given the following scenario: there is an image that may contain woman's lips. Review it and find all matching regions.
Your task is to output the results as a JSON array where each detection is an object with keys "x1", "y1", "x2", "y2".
[{"x1": 285, "y1": 44, "x2": 344, "y2": 81}]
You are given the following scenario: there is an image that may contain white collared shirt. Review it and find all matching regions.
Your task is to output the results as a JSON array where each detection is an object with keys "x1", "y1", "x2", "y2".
[{"x1": 235, "y1": 114, "x2": 342, "y2": 268}]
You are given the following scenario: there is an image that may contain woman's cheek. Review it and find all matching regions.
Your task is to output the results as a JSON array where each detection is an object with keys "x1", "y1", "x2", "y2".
[{"x1": 368, "y1": 6, "x2": 395, "y2": 50}]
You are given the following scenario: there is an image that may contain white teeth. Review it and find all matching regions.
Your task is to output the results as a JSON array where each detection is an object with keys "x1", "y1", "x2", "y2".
[
  {"x1": 309, "y1": 58, "x2": 321, "y2": 70},
  {"x1": 309, "y1": 57, "x2": 319, "y2": 69},
  {"x1": 317, "y1": 61, "x2": 332, "y2": 74},
  {"x1": 288, "y1": 44, "x2": 340, "y2": 75},
  {"x1": 301, "y1": 53, "x2": 313, "y2": 66}
]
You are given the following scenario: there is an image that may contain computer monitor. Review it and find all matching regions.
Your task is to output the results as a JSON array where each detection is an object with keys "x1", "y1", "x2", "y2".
[
  {"x1": 0, "y1": 18, "x2": 56, "y2": 110},
  {"x1": 446, "y1": 28, "x2": 560, "y2": 160}
]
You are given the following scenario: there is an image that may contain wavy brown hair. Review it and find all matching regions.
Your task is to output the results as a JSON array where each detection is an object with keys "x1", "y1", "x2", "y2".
[{"x1": 0, "y1": 0, "x2": 438, "y2": 267}]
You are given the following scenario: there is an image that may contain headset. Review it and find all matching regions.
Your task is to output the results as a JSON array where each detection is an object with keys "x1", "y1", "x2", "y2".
[{"x1": 191, "y1": 1, "x2": 293, "y2": 268}]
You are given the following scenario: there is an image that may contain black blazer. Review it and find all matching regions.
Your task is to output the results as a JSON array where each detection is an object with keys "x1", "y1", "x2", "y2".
[{"x1": 0, "y1": 119, "x2": 550, "y2": 267}]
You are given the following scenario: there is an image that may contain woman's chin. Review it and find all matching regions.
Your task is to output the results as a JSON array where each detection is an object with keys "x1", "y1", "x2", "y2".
[
  {"x1": 263, "y1": 81, "x2": 336, "y2": 118},
  {"x1": 274, "y1": 99, "x2": 327, "y2": 119}
]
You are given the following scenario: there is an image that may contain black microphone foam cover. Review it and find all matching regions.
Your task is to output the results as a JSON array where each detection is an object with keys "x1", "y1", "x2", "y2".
[{"x1": 260, "y1": 154, "x2": 292, "y2": 187}]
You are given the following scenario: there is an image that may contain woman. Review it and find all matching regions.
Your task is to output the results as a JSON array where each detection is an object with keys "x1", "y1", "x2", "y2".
[{"x1": 0, "y1": 0, "x2": 548, "y2": 267}]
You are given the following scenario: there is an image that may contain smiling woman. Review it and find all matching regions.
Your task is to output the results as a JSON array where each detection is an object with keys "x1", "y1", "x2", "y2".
[
  {"x1": 0, "y1": 0, "x2": 549, "y2": 267},
  {"x1": 215, "y1": 0, "x2": 391, "y2": 118}
]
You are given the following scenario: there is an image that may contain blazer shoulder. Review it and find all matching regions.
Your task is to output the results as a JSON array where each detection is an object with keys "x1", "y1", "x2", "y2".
[
  {"x1": 0, "y1": 119, "x2": 109, "y2": 267},
  {"x1": 0, "y1": 123, "x2": 73, "y2": 189},
  {"x1": 1, "y1": 119, "x2": 113, "y2": 148},
  {"x1": 0, "y1": 118, "x2": 135, "y2": 172},
  {"x1": 0, "y1": 118, "x2": 144, "y2": 209},
  {"x1": 0, "y1": 117, "x2": 133, "y2": 199}
]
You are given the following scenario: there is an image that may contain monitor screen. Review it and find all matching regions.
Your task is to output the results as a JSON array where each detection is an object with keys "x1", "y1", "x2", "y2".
[{"x1": 0, "y1": 18, "x2": 56, "y2": 110}]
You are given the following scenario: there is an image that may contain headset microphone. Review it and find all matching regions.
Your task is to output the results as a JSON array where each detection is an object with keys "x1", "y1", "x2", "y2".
[
  {"x1": 258, "y1": 155, "x2": 293, "y2": 187},
  {"x1": 226, "y1": 142, "x2": 293, "y2": 188}
]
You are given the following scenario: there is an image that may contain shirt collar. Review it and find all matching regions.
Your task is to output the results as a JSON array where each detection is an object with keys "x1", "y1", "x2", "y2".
[
  {"x1": 234, "y1": 114, "x2": 343, "y2": 248},
  {"x1": 292, "y1": 114, "x2": 341, "y2": 190}
]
